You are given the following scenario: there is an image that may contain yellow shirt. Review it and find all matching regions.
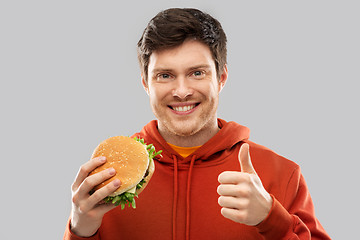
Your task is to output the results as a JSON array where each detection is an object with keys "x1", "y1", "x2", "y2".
[{"x1": 167, "y1": 142, "x2": 201, "y2": 158}]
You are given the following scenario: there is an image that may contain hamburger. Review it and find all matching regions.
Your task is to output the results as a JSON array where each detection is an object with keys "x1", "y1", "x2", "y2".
[{"x1": 89, "y1": 136, "x2": 162, "y2": 209}]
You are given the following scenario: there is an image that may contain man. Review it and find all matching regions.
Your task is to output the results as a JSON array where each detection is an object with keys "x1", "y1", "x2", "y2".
[{"x1": 64, "y1": 8, "x2": 330, "y2": 240}]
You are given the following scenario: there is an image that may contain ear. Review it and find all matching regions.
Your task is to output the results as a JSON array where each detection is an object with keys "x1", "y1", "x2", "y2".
[
  {"x1": 141, "y1": 73, "x2": 150, "y2": 96},
  {"x1": 218, "y1": 64, "x2": 228, "y2": 93}
]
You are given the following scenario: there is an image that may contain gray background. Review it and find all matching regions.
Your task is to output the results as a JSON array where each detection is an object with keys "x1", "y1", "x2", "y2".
[{"x1": 1, "y1": 0, "x2": 358, "y2": 239}]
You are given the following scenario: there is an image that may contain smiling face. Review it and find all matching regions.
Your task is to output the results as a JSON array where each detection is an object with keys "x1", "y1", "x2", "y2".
[{"x1": 142, "y1": 40, "x2": 228, "y2": 145}]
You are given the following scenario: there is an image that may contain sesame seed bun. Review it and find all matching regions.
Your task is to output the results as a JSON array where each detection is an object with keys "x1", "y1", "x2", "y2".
[{"x1": 89, "y1": 136, "x2": 151, "y2": 196}]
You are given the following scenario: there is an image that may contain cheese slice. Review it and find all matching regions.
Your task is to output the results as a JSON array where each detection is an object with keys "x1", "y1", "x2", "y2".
[{"x1": 126, "y1": 186, "x2": 137, "y2": 194}]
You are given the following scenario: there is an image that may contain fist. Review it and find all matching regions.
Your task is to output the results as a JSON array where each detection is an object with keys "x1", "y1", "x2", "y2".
[{"x1": 217, "y1": 143, "x2": 273, "y2": 226}]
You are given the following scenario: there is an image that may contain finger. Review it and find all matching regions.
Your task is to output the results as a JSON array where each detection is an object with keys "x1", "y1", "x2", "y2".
[
  {"x1": 79, "y1": 179, "x2": 121, "y2": 213},
  {"x1": 88, "y1": 179, "x2": 121, "y2": 208},
  {"x1": 217, "y1": 184, "x2": 236, "y2": 196},
  {"x1": 220, "y1": 207, "x2": 247, "y2": 224},
  {"x1": 217, "y1": 183, "x2": 251, "y2": 197},
  {"x1": 77, "y1": 167, "x2": 116, "y2": 198},
  {"x1": 238, "y1": 143, "x2": 256, "y2": 174},
  {"x1": 218, "y1": 171, "x2": 250, "y2": 184},
  {"x1": 218, "y1": 195, "x2": 250, "y2": 210},
  {"x1": 72, "y1": 157, "x2": 107, "y2": 192}
]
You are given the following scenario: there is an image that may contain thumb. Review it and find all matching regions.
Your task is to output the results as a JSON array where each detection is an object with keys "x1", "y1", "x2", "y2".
[{"x1": 239, "y1": 143, "x2": 256, "y2": 174}]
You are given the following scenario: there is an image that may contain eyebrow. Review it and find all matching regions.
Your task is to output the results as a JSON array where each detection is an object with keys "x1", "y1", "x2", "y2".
[
  {"x1": 187, "y1": 64, "x2": 212, "y2": 71},
  {"x1": 151, "y1": 64, "x2": 212, "y2": 74}
]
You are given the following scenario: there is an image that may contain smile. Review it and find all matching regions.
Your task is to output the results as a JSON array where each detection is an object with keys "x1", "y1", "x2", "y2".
[
  {"x1": 173, "y1": 105, "x2": 196, "y2": 112},
  {"x1": 168, "y1": 103, "x2": 200, "y2": 114}
]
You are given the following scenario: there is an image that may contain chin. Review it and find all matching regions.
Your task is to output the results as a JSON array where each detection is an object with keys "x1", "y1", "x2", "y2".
[
  {"x1": 172, "y1": 127, "x2": 198, "y2": 137},
  {"x1": 169, "y1": 117, "x2": 210, "y2": 137}
]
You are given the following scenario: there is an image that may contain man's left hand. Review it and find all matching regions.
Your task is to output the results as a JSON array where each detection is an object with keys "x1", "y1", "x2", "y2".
[{"x1": 217, "y1": 143, "x2": 273, "y2": 226}]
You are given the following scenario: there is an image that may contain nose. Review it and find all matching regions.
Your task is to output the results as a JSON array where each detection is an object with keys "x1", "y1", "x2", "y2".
[{"x1": 172, "y1": 77, "x2": 194, "y2": 100}]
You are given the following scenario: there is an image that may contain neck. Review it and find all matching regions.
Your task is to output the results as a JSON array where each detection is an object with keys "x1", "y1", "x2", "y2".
[{"x1": 158, "y1": 118, "x2": 220, "y2": 147}]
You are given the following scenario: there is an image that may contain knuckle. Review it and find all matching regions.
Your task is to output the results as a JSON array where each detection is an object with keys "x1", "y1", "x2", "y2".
[
  {"x1": 71, "y1": 183, "x2": 77, "y2": 192},
  {"x1": 79, "y1": 164, "x2": 90, "y2": 174},
  {"x1": 233, "y1": 184, "x2": 241, "y2": 193},
  {"x1": 83, "y1": 177, "x2": 94, "y2": 188},
  {"x1": 237, "y1": 198, "x2": 250, "y2": 209},
  {"x1": 236, "y1": 212, "x2": 247, "y2": 223},
  {"x1": 71, "y1": 194, "x2": 78, "y2": 204},
  {"x1": 78, "y1": 203, "x2": 87, "y2": 213},
  {"x1": 92, "y1": 182, "x2": 117, "y2": 202},
  {"x1": 106, "y1": 181, "x2": 116, "y2": 190},
  {"x1": 106, "y1": 181, "x2": 119, "y2": 194},
  {"x1": 234, "y1": 200, "x2": 242, "y2": 209},
  {"x1": 103, "y1": 168, "x2": 113, "y2": 177},
  {"x1": 242, "y1": 186, "x2": 252, "y2": 197},
  {"x1": 243, "y1": 198, "x2": 251, "y2": 207},
  {"x1": 237, "y1": 185, "x2": 251, "y2": 197},
  {"x1": 90, "y1": 190, "x2": 103, "y2": 203}
]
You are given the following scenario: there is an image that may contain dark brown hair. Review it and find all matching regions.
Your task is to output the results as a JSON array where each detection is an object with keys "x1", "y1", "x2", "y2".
[{"x1": 137, "y1": 8, "x2": 227, "y2": 84}]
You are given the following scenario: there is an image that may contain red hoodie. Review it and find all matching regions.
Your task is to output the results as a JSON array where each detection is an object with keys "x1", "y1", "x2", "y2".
[{"x1": 64, "y1": 119, "x2": 330, "y2": 240}]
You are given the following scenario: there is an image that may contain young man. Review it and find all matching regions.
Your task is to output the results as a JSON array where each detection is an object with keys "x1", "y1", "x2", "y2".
[{"x1": 64, "y1": 8, "x2": 330, "y2": 240}]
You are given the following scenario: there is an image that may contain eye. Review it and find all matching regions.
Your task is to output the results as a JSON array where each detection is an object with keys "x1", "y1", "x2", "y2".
[
  {"x1": 156, "y1": 73, "x2": 173, "y2": 81},
  {"x1": 191, "y1": 70, "x2": 205, "y2": 79},
  {"x1": 161, "y1": 73, "x2": 171, "y2": 79},
  {"x1": 193, "y1": 71, "x2": 202, "y2": 76}
]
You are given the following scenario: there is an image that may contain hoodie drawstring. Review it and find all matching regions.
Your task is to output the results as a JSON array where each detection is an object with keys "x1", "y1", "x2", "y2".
[
  {"x1": 186, "y1": 155, "x2": 196, "y2": 240},
  {"x1": 172, "y1": 155, "x2": 178, "y2": 240},
  {"x1": 172, "y1": 154, "x2": 196, "y2": 240}
]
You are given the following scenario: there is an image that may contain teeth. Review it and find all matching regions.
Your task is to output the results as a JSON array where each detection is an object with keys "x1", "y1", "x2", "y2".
[{"x1": 173, "y1": 104, "x2": 196, "y2": 112}]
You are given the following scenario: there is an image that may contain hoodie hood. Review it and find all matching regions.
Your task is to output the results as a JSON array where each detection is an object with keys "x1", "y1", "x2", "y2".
[{"x1": 134, "y1": 118, "x2": 250, "y2": 163}]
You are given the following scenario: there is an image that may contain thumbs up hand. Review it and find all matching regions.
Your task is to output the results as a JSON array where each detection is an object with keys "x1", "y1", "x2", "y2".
[{"x1": 217, "y1": 143, "x2": 273, "y2": 226}]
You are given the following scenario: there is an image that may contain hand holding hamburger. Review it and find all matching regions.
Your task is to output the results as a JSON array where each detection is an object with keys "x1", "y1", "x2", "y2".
[
  {"x1": 70, "y1": 136, "x2": 161, "y2": 237},
  {"x1": 89, "y1": 136, "x2": 162, "y2": 209}
]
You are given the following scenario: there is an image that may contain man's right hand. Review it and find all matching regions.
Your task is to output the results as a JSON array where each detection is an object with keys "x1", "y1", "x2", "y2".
[{"x1": 70, "y1": 156, "x2": 121, "y2": 237}]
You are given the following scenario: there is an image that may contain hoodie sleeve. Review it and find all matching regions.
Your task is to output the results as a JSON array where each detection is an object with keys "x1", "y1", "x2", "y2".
[
  {"x1": 63, "y1": 218, "x2": 101, "y2": 240},
  {"x1": 255, "y1": 167, "x2": 331, "y2": 239}
]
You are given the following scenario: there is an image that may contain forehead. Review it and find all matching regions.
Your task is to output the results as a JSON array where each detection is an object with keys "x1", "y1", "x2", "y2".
[{"x1": 148, "y1": 40, "x2": 215, "y2": 71}]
